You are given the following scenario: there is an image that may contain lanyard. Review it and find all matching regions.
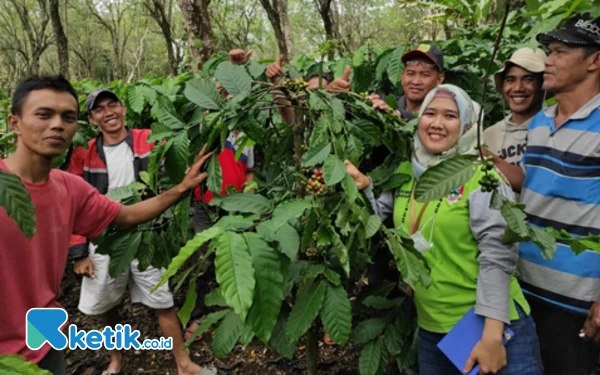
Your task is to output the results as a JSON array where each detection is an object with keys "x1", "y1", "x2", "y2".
[{"x1": 401, "y1": 181, "x2": 443, "y2": 235}]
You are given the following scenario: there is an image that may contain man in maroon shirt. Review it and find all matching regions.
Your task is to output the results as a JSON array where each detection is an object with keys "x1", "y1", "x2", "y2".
[{"x1": 0, "y1": 75, "x2": 212, "y2": 375}]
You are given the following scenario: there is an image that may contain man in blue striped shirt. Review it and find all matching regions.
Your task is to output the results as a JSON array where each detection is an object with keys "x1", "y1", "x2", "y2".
[{"x1": 488, "y1": 12, "x2": 600, "y2": 375}]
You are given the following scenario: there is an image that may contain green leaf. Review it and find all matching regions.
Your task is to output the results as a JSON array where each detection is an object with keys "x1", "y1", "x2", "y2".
[
  {"x1": 178, "y1": 277, "x2": 198, "y2": 328},
  {"x1": 382, "y1": 174, "x2": 411, "y2": 191},
  {"x1": 184, "y1": 310, "x2": 229, "y2": 345},
  {"x1": 213, "y1": 310, "x2": 244, "y2": 358},
  {"x1": 269, "y1": 309, "x2": 298, "y2": 359},
  {"x1": 214, "y1": 61, "x2": 252, "y2": 97},
  {"x1": 320, "y1": 284, "x2": 352, "y2": 345},
  {"x1": 184, "y1": 78, "x2": 224, "y2": 110},
  {"x1": 214, "y1": 215, "x2": 255, "y2": 231},
  {"x1": 345, "y1": 135, "x2": 364, "y2": 165},
  {"x1": 353, "y1": 318, "x2": 387, "y2": 345},
  {"x1": 490, "y1": 190, "x2": 505, "y2": 210},
  {"x1": 245, "y1": 233, "x2": 285, "y2": 344},
  {"x1": 152, "y1": 96, "x2": 186, "y2": 130},
  {"x1": 140, "y1": 85, "x2": 157, "y2": 105},
  {"x1": 301, "y1": 210, "x2": 318, "y2": 250},
  {"x1": 323, "y1": 155, "x2": 347, "y2": 186},
  {"x1": 0, "y1": 170, "x2": 36, "y2": 238},
  {"x1": 387, "y1": 47, "x2": 406, "y2": 85},
  {"x1": 341, "y1": 173, "x2": 358, "y2": 203},
  {"x1": 256, "y1": 219, "x2": 278, "y2": 241},
  {"x1": 365, "y1": 215, "x2": 382, "y2": 239},
  {"x1": 331, "y1": 98, "x2": 346, "y2": 122},
  {"x1": 207, "y1": 153, "x2": 222, "y2": 194},
  {"x1": 155, "y1": 227, "x2": 224, "y2": 290},
  {"x1": 240, "y1": 325, "x2": 255, "y2": 347},
  {"x1": 360, "y1": 339, "x2": 383, "y2": 375},
  {"x1": 329, "y1": 226, "x2": 350, "y2": 276},
  {"x1": 310, "y1": 92, "x2": 329, "y2": 111},
  {"x1": 275, "y1": 223, "x2": 300, "y2": 260},
  {"x1": 414, "y1": 156, "x2": 477, "y2": 202},
  {"x1": 273, "y1": 199, "x2": 312, "y2": 226},
  {"x1": 96, "y1": 231, "x2": 142, "y2": 278},
  {"x1": 362, "y1": 296, "x2": 404, "y2": 310},
  {"x1": 212, "y1": 193, "x2": 274, "y2": 214},
  {"x1": 301, "y1": 142, "x2": 331, "y2": 167},
  {"x1": 529, "y1": 226, "x2": 557, "y2": 259},
  {"x1": 0, "y1": 355, "x2": 52, "y2": 375},
  {"x1": 386, "y1": 235, "x2": 431, "y2": 289},
  {"x1": 137, "y1": 231, "x2": 155, "y2": 272},
  {"x1": 127, "y1": 85, "x2": 145, "y2": 114},
  {"x1": 348, "y1": 120, "x2": 380, "y2": 144},
  {"x1": 500, "y1": 201, "x2": 530, "y2": 238},
  {"x1": 248, "y1": 61, "x2": 266, "y2": 79},
  {"x1": 323, "y1": 268, "x2": 341, "y2": 286},
  {"x1": 205, "y1": 288, "x2": 228, "y2": 307},
  {"x1": 286, "y1": 279, "x2": 327, "y2": 342},
  {"x1": 384, "y1": 322, "x2": 404, "y2": 356},
  {"x1": 165, "y1": 131, "x2": 190, "y2": 182},
  {"x1": 215, "y1": 232, "x2": 256, "y2": 321},
  {"x1": 176, "y1": 195, "x2": 191, "y2": 238}
]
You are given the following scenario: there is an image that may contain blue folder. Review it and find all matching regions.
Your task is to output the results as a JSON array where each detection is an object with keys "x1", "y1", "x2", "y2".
[{"x1": 437, "y1": 308, "x2": 514, "y2": 375}]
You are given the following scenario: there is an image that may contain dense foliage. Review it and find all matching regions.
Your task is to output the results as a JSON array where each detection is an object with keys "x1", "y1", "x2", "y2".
[{"x1": 3, "y1": 2, "x2": 600, "y2": 374}]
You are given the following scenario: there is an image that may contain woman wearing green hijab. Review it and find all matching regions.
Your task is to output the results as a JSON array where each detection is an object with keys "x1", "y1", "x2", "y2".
[{"x1": 346, "y1": 84, "x2": 542, "y2": 374}]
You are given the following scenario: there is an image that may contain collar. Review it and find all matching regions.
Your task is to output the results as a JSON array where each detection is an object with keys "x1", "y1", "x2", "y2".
[
  {"x1": 504, "y1": 114, "x2": 532, "y2": 132},
  {"x1": 543, "y1": 93, "x2": 600, "y2": 120}
]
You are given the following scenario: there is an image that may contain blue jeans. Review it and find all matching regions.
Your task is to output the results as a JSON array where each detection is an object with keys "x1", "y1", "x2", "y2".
[{"x1": 418, "y1": 304, "x2": 543, "y2": 375}]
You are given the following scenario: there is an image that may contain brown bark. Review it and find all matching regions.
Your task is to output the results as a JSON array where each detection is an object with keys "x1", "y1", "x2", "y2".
[
  {"x1": 259, "y1": 0, "x2": 294, "y2": 62},
  {"x1": 49, "y1": 0, "x2": 69, "y2": 77},
  {"x1": 144, "y1": 0, "x2": 178, "y2": 75},
  {"x1": 314, "y1": 0, "x2": 343, "y2": 59},
  {"x1": 8, "y1": 0, "x2": 51, "y2": 76},
  {"x1": 179, "y1": 0, "x2": 215, "y2": 70}
]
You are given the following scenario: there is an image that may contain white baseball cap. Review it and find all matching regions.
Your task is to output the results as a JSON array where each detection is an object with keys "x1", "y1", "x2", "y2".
[{"x1": 494, "y1": 48, "x2": 547, "y2": 93}]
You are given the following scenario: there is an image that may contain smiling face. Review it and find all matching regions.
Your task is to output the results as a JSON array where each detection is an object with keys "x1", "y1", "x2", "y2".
[
  {"x1": 502, "y1": 65, "x2": 544, "y2": 118},
  {"x1": 8, "y1": 89, "x2": 78, "y2": 158},
  {"x1": 401, "y1": 58, "x2": 445, "y2": 105},
  {"x1": 417, "y1": 96, "x2": 461, "y2": 154},
  {"x1": 88, "y1": 95, "x2": 127, "y2": 135}
]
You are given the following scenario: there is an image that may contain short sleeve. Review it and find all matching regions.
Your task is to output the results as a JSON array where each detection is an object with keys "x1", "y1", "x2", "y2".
[{"x1": 68, "y1": 174, "x2": 122, "y2": 239}]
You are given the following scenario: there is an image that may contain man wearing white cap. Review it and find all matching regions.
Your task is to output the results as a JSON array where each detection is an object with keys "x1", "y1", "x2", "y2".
[{"x1": 484, "y1": 48, "x2": 547, "y2": 169}]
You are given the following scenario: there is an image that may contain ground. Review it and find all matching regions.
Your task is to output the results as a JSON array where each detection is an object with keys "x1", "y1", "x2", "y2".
[{"x1": 57, "y1": 262, "x2": 363, "y2": 375}]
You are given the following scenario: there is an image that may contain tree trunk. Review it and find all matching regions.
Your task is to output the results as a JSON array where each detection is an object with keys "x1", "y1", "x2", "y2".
[
  {"x1": 277, "y1": 0, "x2": 295, "y2": 59},
  {"x1": 179, "y1": 0, "x2": 215, "y2": 70},
  {"x1": 145, "y1": 0, "x2": 177, "y2": 75},
  {"x1": 49, "y1": 0, "x2": 69, "y2": 77},
  {"x1": 259, "y1": 0, "x2": 291, "y2": 62}
]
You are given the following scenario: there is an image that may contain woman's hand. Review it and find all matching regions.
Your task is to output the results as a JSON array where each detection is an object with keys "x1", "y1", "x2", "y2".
[
  {"x1": 344, "y1": 160, "x2": 370, "y2": 190},
  {"x1": 463, "y1": 319, "x2": 507, "y2": 374}
]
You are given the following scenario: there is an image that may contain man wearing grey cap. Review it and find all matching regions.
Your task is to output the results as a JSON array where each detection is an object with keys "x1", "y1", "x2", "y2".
[
  {"x1": 488, "y1": 12, "x2": 600, "y2": 375},
  {"x1": 484, "y1": 48, "x2": 547, "y2": 170},
  {"x1": 68, "y1": 90, "x2": 215, "y2": 375}
]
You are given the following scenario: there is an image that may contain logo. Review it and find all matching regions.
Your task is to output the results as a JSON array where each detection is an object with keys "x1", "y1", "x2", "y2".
[
  {"x1": 26, "y1": 308, "x2": 68, "y2": 350},
  {"x1": 446, "y1": 185, "x2": 465, "y2": 205},
  {"x1": 575, "y1": 19, "x2": 600, "y2": 37},
  {"x1": 26, "y1": 308, "x2": 172, "y2": 351},
  {"x1": 417, "y1": 44, "x2": 431, "y2": 52}
]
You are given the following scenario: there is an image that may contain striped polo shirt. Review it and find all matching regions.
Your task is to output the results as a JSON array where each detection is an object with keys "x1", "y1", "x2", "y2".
[{"x1": 518, "y1": 93, "x2": 600, "y2": 314}]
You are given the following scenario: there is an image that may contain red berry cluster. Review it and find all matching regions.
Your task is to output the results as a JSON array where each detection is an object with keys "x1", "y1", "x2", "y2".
[{"x1": 306, "y1": 169, "x2": 326, "y2": 196}]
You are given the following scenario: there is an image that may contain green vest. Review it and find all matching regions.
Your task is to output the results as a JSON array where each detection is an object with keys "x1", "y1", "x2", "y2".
[{"x1": 392, "y1": 162, "x2": 529, "y2": 333}]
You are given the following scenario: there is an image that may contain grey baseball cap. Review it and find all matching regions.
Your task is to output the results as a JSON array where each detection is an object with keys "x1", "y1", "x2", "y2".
[{"x1": 85, "y1": 89, "x2": 120, "y2": 112}]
